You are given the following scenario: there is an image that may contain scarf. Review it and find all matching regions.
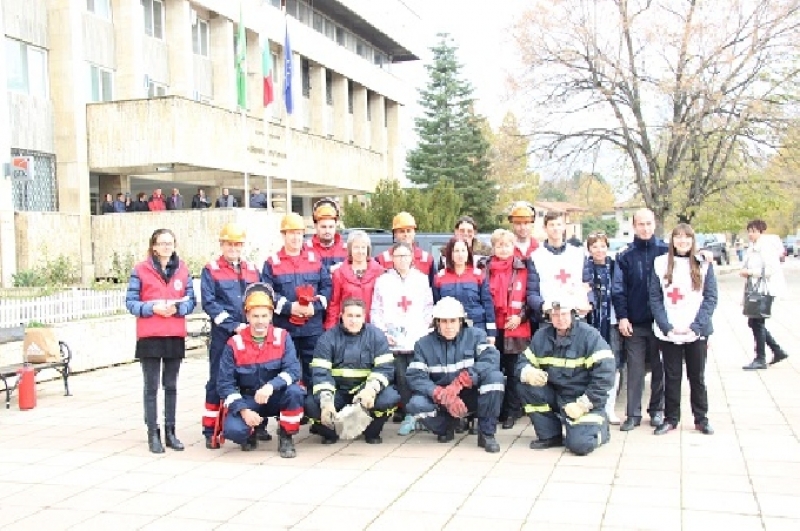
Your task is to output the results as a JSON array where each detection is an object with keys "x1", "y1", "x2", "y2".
[{"x1": 488, "y1": 256, "x2": 514, "y2": 311}]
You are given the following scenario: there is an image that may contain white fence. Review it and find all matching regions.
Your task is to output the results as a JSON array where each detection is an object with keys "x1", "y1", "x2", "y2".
[{"x1": 0, "y1": 288, "x2": 127, "y2": 328}]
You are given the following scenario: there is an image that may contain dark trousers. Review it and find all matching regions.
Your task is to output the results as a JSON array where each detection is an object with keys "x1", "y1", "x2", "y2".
[
  {"x1": 499, "y1": 352, "x2": 522, "y2": 419},
  {"x1": 393, "y1": 351, "x2": 413, "y2": 412},
  {"x1": 223, "y1": 385, "x2": 306, "y2": 444},
  {"x1": 141, "y1": 357, "x2": 182, "y2": 429},
  {"x1": 204, "y1": 331, "x2": 231, "y2": 435},
  {"x1": 748, "y1": 318, "x2": 783, "y2": 362},
  {"x1": 659, "y1": 339, "x2": 709, "y2": 426},
  {"x1": 292, "y1": 335, "x2": 320, "y2": 389},
  {"x1": 624, "y1": 324, "x2": 664, "y2": 419}
]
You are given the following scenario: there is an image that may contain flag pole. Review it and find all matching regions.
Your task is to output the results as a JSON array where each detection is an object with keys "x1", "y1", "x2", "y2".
[
  {"x1": 283, "y1": 6, "x2": 293, "y2": 213},
  {"x1": 261, "y1": 8, "x2": 273, "y2": 215},
  {"x1": 239, "y1": 0, "x2": 250, "y2": 208}
]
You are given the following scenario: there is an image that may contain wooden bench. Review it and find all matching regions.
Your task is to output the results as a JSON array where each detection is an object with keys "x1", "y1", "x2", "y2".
[{"x1": 0, "y1": 326, "x2": 72, "y2": 409}]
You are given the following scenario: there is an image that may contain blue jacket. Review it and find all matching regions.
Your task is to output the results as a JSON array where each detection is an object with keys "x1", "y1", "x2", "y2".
[
  {"x1": 262, "y1": 248, "x2": 333, "y2": 338},
  {"x1": 433, "y1": 268, "x2": 497, "y2": 337},
  {"x1": 201, "y1": 256, "x2": 261, "y2": 353},
  {"x1": 611, "y1": 236, "x2": 668, "y2": 326}
]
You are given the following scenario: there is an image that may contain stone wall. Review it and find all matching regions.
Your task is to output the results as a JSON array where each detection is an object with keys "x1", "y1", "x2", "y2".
[{"x1": 14, "y1": 212, "x2": 83, "y2": 272}]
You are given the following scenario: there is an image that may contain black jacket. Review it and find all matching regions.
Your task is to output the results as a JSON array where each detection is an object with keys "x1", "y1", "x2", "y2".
[{"x1": 611, "y1": 236, "x2": 668, "y2": 325}]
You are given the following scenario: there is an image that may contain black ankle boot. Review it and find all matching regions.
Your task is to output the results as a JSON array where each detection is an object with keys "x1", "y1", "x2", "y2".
[
  {"x1": 164, "y1": 424, "x2": 184, "y2": 451},
  {"x1": 148, "y1": 426, "x2": 165, "y2": 454},
  {"x1": 278, "y1": 427, "x2": 297, "y2": 458}
]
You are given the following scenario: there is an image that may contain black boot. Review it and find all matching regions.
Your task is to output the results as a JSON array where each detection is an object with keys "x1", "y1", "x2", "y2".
[
  {"x1": 529, "y1": 436, "x2": 564, "y2": 450},
  {"x1": 164, "y1": 425, "x2": 184, "y2": 451},
  {"x1": 437, "y1": 418, "x2": 458, "y2": 443},
  {"x1": 278, "y1": 427, "x2": 297, "y2": 458},
  {"x1": 770, "y1": 350, "x2": 789, "y2": 365},
  {"x1": 147, "y1": 426, "x2": 165, "y2": 454},
  {"x1": 240, "y1": 432, "x2": 258, "y2": 451},
  {"x1": 478, "y1": 433, "x2": 500, "y2": 453}
]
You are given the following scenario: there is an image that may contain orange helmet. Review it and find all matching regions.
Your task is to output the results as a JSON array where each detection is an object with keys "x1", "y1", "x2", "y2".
[
  {"x1": 219, "y1": 222, "x2": 246, "y2": 243},
  {"x1": 244, "y1": 283, "x2": 275, "y2": 312},
  {"x1": 508, "y1": 202, "x2": 535, "y2": 223},
  {"x1": 312, "y1": 198, "x2": 339, "y2": 222},
  {"x1": 392, "y1": 211, "x2": 417, "y2": 231},
  {"x1": 280, "y1": 213, "x2": 305, "y2": 232}
]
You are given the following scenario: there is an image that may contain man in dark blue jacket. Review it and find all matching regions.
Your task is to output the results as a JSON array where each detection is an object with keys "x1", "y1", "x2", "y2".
[{"x1": 611, "y1": 209, "x2": 666, "y2": 431}]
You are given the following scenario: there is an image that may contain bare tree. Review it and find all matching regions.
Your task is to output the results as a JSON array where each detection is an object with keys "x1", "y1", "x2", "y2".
[{"x1": 512, "y1": 0, "x2": 800, "y2": 228}]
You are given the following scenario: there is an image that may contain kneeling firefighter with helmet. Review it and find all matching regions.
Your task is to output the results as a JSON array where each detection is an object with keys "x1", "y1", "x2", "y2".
[
  {"x1": 406, "y1": 297, "x2": 505, "y2": 453},
  {"x1": 517, "y1": 294, "x2": 615, "y2": 456},
  {"x1": 306, "y1": 297, "x2": 400, "y2": 444},
  {"x1": 217, "y1": 284, "x2": 305, "y2": 457}
]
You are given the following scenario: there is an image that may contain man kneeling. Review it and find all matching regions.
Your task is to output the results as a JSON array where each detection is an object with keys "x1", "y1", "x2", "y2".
[
  {"x1": 517, "y1": 295, "x2": 615, "y2": 456},
  {"x1": 406, "y1": 297, "x2": 505, "y2": 453},
  {"x1": 217, "y1": 284, "x2": 305, "y2": 457},
  {"x1": 306, "y1": 298, "x2": 400, "y2": 443}
]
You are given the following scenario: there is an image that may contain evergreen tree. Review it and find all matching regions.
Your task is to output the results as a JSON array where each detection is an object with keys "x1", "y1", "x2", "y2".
[{"x1": 406, "y1": 33, "x2": 496, "y2": 229}]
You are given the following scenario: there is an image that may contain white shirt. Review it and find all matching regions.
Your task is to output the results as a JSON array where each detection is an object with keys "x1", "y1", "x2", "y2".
[{"x1": 370, "y1": 268, "x2": 433, "y2": 350}]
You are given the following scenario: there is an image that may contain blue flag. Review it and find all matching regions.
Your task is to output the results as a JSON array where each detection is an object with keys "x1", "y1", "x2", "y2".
[{"x1": 283, "y1": 20, "x2": 293, "y2": 115}]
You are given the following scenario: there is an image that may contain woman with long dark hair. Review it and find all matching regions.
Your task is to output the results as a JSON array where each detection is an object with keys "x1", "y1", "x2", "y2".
[
  {"x1": 126, "y1": 229, "x2": 196, "y2": 453},
  {"x1": 648, "y1": 223, "x2": 717, "y2": 436}
]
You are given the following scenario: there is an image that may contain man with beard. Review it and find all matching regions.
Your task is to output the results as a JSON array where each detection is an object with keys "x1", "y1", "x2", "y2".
[{"x1": 304, "y1": 198, "x2": 348, "y2": 274}]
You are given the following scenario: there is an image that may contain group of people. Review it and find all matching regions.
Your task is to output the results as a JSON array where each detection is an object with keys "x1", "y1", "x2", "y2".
[
  {"x1": 124, "y1": 197, "x2": 787, "y2": 459},
  {"x1": 102, "y1": 187, "x2": 253, "y2": 213}
]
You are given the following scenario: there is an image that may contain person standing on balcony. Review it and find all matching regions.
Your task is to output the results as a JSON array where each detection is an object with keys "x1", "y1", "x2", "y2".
[
  {"x1": 216, "y1": 188, "x2": 238, "y2": 208},
  {"x1": 192, "y1": 188, "x2": 210, "y2": 209},
  {"x1": 133, "y1": 192, "x2": 151, "y2": 212},
  {"x1": 148, "y1": 189, "x2": 166, "y2": 211},
  {"x1": 166, "y1": 188, "x2": 184, "y2": 210},
  {"x1": 125, "y1": 228, "x2": 196, "y2": 453}
]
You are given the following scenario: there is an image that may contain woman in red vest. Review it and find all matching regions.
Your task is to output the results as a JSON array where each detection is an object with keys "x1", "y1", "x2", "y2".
[
  {"x1": 486, "y1": 229, "x2": 532, "y2": 429},
  {"x1": 323, "y1": 230, "x2": 384, "y2": 330},
  {"x1": 126, "y1": 229, "x2": 196, "y2": 453}
]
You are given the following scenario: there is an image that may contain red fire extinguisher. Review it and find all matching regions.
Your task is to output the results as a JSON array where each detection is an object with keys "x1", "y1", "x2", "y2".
[{"x1": 17, "y1": 364, "x2": 37, "y2": 410}]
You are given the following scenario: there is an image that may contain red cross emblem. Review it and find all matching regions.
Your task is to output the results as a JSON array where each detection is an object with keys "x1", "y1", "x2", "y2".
[
  {"x1": 398, "y1": 296, "x2": 412, "y2": 311},
  {"x1": 554, "y1": 269, "x2": 571, "y2": 284},
  {"x1": 667, "y1": 287, "x2": 684, "y2": 305}
]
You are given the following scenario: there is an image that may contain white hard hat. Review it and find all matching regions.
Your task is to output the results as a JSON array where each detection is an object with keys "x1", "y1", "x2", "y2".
[
  {"x1": 432, "y1": 297, "x2": 466, "y2": 320},
  {"x1": 542, "y1": 291, "x2": 589, "y2": 314}
]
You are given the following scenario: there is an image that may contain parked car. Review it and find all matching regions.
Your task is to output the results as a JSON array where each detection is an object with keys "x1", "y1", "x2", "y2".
[
  {"x1": 783, "y1": 235, "x2": 798, "y2": 257},
  {"x1": 607, "y1": 238, "x2": 631, "y2": 260},
  {"x1": 695, "y1": 234, "x2": 729, "y2": 265},
  {"x1": 340, "y1": 230, "x2": 493, "y2": 266}
]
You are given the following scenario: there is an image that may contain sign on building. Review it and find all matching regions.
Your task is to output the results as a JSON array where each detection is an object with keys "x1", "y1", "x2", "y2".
[{"x1": 10, "y1": 156, "x2": 34, "y2": 182}]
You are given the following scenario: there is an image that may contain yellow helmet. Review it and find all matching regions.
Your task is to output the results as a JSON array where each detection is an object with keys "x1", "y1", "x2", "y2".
[
  {"x1": 244, "y1": 283, "x2": 275, "y2": 312},
  {"x1": 219, "y1": 222, "x2": 246, "y2": 243},
  {"x1": 392, "y1": 211, "x2": 417, "y2": 231},
  {"x1": 508, "y1": 202, "x2": 535, "y2": 223},
  {"x1": 280, "y1": 212, "x2": 305, "y2": 232},
  {"x1": 312, "y1": 198, "x2": 340, "y2": 222}
]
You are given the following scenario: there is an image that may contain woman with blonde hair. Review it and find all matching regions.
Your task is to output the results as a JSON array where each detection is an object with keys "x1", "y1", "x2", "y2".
[{"x1": 648, "y1": 223, "x2": 717, "y2": 436}]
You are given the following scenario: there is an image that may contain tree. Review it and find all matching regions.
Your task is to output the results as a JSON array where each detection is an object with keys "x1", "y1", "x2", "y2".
[
  {"x1": 581, "y1": 217, "x2": 619, "y2": 239},
  {"x1": 488, "y1": 112, "x2": 540, "y2": 221},
  {"x1": 406, "y1": 33, "x2": 496, "y2": 229},
  {"x1": 565, "y1": 172, "x2": 616, "y2": 217},
  {"x1": 512, "y1": 0, "x2": 800, "y2": 231}
]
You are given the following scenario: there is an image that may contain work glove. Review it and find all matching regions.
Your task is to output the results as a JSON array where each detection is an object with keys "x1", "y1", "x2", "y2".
[
  {"x1": 520, "y1": 366, "x2": 548, "y2": 387},
  {"x1": 254, "y1": 383, "x2": 274, "y2": 405},
  {"x1": 564, "y1": 394, "x2": 593, "y2": 420},
  {"x1": 433, "y1": 386, "x2": 468, "y2": 418},
  {"x1": 452, "y1": 370, "x2": 473, "y2": 389},
  {"x1": 320, "y1": 391, "x2": 337, "y2": 428},
  {"x1": 355, "y1": 380, "x2": 380, "y2": 410},
  {"x1": 290, "y1": 285, "x2": 316, "y2": 325}
]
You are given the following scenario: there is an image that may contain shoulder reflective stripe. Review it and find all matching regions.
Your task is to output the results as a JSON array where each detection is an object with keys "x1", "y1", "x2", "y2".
[
  {"x1": 278, "y1": 372, "x2": 293, "y2": 385},
  {"x1": 566, "y1": 413, "x2": 606, "y2": 426},
  {"x1": 427, "y1": 358, "x2": 475, "y2": 374},
  {"x1": 510, "y1": 301, "x2": 523, "y2": 309},
  {"x1": 208, "y1": 260, "x2": 220, "y2": 270},
  {"x1": 310, "y1": 358, "x2": 333, "y2": 369},
  {"x1": 318, "y1": 295, "x2": 328, "y2": 309},
  {"x1": 232, "y1": 335, "x2": 245, "y2": 350},
  {"x1": 589, "y1": 349, "x2": 614, "y2": 366},
  {"x1": 271, "y1": 254, "x2": 281, "y2": 265},
  {"x1": 373, "y1": 353, "x2": 394, "y2": 366},
  {"x1": 214, "y1": 311, "x2": 231, "y2": 325},
  {"x1": 408, "y1": 361, "x2": 429, "y2": 371},
  {"x1": 368, "y1": 372, "x2": 390, "y2": 388},
  {"x1": 331, "y1": 368, "x2": 370, "y2": 378},
  {"x1": 312, "y1": 383, "x2": 337, "y2": 395},
  {"x1": 523, "y1": 347, "x2": 539, "y2": 368},
  {"x1": 224, "y1": 393, "x2": 242, "y2": 407},
  {"x1": 524, "y1": 403, "x2": 551, "y2": 413},
  {"x1": 275, "y1": 296, "x2": 288, "y2": 315},
  {"x1": 273, "y1": 327, "x2": 283, "y2": 346},
  {"x1": 308, "y1": 251, "x2": 316, "y2": 262},
  {"x1": 478, "y1": 383, "x2": 504, "y2": 394},
  {"x1": 473, "y1": 268, "x2": 481, "y2": 276},
  {"x1": 486, "y1": 323, "x2": 497, "y2": 330}
]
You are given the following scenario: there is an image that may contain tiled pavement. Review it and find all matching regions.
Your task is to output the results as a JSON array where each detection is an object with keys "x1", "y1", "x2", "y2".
[{"x1": 1, "y1": 264, "x2": 799, "y2": 530}]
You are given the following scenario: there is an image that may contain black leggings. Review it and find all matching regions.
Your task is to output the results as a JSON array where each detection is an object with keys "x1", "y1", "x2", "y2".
[{"x1": 141, "y1": 358, "x2": 182, "y2": 429}]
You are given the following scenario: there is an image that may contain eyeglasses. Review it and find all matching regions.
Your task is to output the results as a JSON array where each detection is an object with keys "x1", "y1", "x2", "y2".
[
  {"x1": 393, "y1": 254, "x2": 412, "y2": 259},
  {"x1": 590, "y1": 231, "x2": 606, "y2": 238},
  {"x1": 154, "y1": 242, "x2": 175, "y2": 247}
]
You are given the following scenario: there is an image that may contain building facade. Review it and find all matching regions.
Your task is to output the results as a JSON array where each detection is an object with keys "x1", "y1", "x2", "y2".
[{"x1": 0, "y1": 0, "x2": 421, "y2": 284}]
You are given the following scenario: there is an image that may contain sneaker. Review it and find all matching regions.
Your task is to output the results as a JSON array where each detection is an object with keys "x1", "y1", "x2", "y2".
[
  {"x1": 398, "y1": 415, "x2": 416, "y2": 436},
  {"x1": 743, "y1": 359, "x2": 767, "y2": 370},
  {"x1": 770, "y1": 351, "x2": 789, "y2": 365}
]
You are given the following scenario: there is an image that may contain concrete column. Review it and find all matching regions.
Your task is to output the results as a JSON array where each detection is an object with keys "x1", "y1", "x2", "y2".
[
  {"x1": 352, "y1": 83, "x2": 368, "y2": 148},
  {"x1": 370, "y1": 93, "x2": 386, "y2": 153},
  {"x1": 309, "y1": 64, "x2": 325, "y2": 135},
  {"x1": 0, "y1": 5, "x2": 16, "y2": 286},
  {"x1": 210, "y1": 16, "x2": 235, "y2": 109},
  {"x1": 47, "y1": 0, "x2": 93, "y2": 283},
  {"x1": 165, "y1": 0, "x2": 193, "y2": 98},
  {"x1": 331, "y1": 73, "x2": 348, "y2": 142},
  {"x1": 385, "y1": 99, "x2": 400, "y2": 180},
  {"x1": 111, "y1": 0, "x2": 146, "y2": 100}
]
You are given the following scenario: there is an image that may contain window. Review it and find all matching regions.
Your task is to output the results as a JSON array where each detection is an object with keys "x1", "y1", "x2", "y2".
[
  {"x1": 335, "y1": 26, "x2": 346, "y2": 46},
  {"x1": 298, "y1": 1, "x2": 311, "y2": 24},
  {"x1": 270, "y1": 0, "x2": 281, "y2": 7},
  {"x1": 347, "y1": 79, "x2": 353, "y2": 114},
  {"x1": 324, "y1": 20, "x2": 334, "y2": 40},
  {"x1": 285, "y1": 0, "x2": 298, "y2": 17},
  {"x1": 325, "y1": 70, "x2": 332, "y2": 105},
  {"x1": 142, "y1": 0, "x2": 164, "y2": 39},
  {"x1": 313, "y1": 13, "x2": 324, "y2": 33},
  {"x1": 301, "y1": 58, "x2": 310, "y2": 98},
  {"x1": 147, "y1": 80, "x2": 167, "y2": 98},
  {"x1": 87, "y1": 0, "x2": 112, "y2": 19},
  {"x1": 366, "y1": 90, "x2": 372, "y2": 122},
  {"x1": 5, "y1": 38, "x2": 48, "y2": 98},
  {"x1": 374, "y1": 52, "x2": 387, "y2": 68},
  {"x1": 192, "y1": 16, "x2": 209, "y2": 56},
  {"x1": 89, "y1": 64, "x2": 113, "y2": 102}
]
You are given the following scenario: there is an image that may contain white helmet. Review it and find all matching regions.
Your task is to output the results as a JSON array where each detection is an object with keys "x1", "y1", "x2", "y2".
[
  {"x1": 542, "y1": 291, "x2": 589, "y2": 314},
  {"x1": 432, "y1": 297, "x2": 466, "y2": 320}
]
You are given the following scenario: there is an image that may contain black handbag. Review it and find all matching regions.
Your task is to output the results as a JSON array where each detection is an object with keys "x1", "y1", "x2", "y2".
[{"x1": 743, "y1": 266, "x2": 773, "y2": 318}]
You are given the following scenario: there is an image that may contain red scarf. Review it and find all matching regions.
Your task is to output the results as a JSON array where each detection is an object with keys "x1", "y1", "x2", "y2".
[{"x1": 488, "y1": 256, "x2": 514, "y2": 312}]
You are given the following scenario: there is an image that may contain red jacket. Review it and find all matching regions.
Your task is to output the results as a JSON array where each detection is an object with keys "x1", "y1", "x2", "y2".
[
  {"x1": 129, "y1": 259, "x2": 193, "y2": 339},
  {"x1": 148, "y1": 194, "x2": 166, "y2": 211},
  {"x1": 513, "y1": 238, "x2": 539, "y2": 260},
  {"x1": 487, "y1": 256, "x2": 531, "y2": 341},
  {"x1": 304, "y1": 234, "x2": 348, "y2": 274},
  {"x1": 324, "y1": 259, "x2": 384, "y2": 329}
]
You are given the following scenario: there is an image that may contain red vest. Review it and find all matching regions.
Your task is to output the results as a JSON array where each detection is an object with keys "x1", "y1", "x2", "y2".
[
  {"x1": 229, "y1": 326, "x2": 287, "y2": 366},
  {"x1": 376, "y1": 245, "x2": 433, "y2": 275},
  {"x1": 135, "y1": 260, "x2": 191, "y2": 339}
]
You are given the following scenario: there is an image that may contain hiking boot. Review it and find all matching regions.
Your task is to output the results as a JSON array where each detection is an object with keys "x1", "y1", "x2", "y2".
[
  {"x1": 478, "y1": 433, "x2": 500, "y2": 453},
  {"x1": 278, "y1": 427, "x2": 297, "y2": 458}
]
